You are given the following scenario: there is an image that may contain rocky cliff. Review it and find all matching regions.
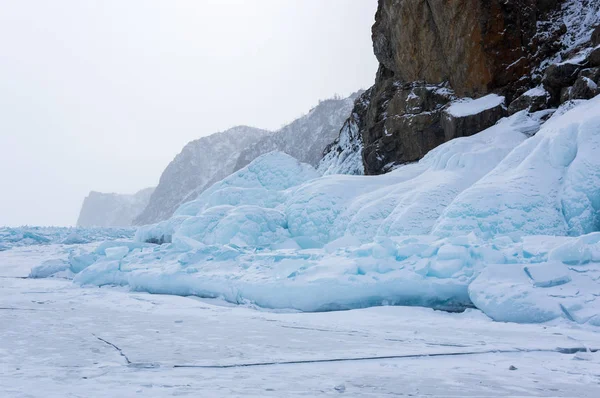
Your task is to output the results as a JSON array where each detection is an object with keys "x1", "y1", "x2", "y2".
[
  {"x1": 322, "y1": 0, "x2": 600, "y2": 175},
  {"x1": 134, "y1": 126, "x2": 271, "y2": 226},
  {"x1": 77, "y1": 187, "x2": 154, "y2": 227},
  {"x1": 235, "y1": 93, "x2": 359, "y2": 171}
]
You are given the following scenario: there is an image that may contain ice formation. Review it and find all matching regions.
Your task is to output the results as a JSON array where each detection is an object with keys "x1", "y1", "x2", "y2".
[
  {"x1": 36, "y1": 96, "x2": 600, "y2": 325},
  {"x1": 0, "y1": 227, "x2": 134, "y2": 249}
]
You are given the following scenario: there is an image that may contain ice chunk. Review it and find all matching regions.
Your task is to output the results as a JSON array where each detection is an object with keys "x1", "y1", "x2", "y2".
[
  {"x1": 548, "y1": 232, "x2": 600, "y2": 265},
  {"x1": 95, "y1": 241, "x2": 152, "y2": 256},
  {"x1": 470, "y1": 258, "x2": 599, "y2": 324},
  {"x1": 105, "y1": 246, "x2": 130, "y2": 260},
  {"x1": 61, "y1": 232, "x2": 88, "y2": 245},
  {"x1": 468, "y1": 264, "x2": 564, "y2": 323},
  {"x1": 69, "y1": 252, "x2": 99, "y2": 273},
  {"x1": 523, "y1": 262, "x2": 571, "y2": 288},
  {"x1": 30, "y1": 259, "x2": 70, "y2": 279}
]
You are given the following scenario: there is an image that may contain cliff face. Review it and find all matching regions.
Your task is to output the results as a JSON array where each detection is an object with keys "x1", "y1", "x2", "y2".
[
  {"x1": 134, "y1": 126, "x2": 271, "y2": 226},
  {"x1": 372, "y1": 0, "x2": 559, "y2": 98},
  {"x1": 77, "y1": 187, "x2": 154, "y2": 227},
  {"x1": 235, "y1": 92, "x2": 359, "y2": 171},
  {"x1": 323, "y1": 0, "x2": 600, "y2": 175}
]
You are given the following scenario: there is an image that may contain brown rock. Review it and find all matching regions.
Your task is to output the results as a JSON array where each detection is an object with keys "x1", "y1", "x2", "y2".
[
  {"x1": 588, "y1": 47, "x2": 600, "y2": 68},
  {"x1": 324, "y1": 0, "x2": 568, "y2": 176},
  {"x1": 592, "y1": 25, "x2": 600, "y2": 46},
  {"x1": 371, "y1": 0, "x2": 549, "y2": 97},
  {"x1": 508, "y1": 88, "x2": 550, "y2": 115},
  {"x1": 543, "y1": 63, "x2": 581, "y2": 104},
  {"x1": 441, "y1": 101, "x2": 507, "y2": 141},
  {"x1": 579, "y1": 67, "x2": 600, "y2": 84},
  {"x1": 570, "y1": 76, "x2": 599, "y2": 100},
  {"x1": 361, "y1": 80, "x2": 455, "y2": 174}
]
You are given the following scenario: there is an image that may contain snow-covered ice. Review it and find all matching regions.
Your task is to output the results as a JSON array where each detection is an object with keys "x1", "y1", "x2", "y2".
[
  {"x1": 0, "y1": 226, "x2": 134, "y2": 249},
  {"x1": 30, "y1": 96, "x2": 600, "y2": 326},
  {"x1": 1, "y1": 245, "x2": 600, "y2": 397}
]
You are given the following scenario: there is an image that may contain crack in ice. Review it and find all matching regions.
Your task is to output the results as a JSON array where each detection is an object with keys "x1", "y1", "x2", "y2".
[
  {"x1": 92, "y1": 334, "x2": 131, "y2": 365},
  {"x1": 170, "y1": 347, "x2": 599, "y2": 369}
]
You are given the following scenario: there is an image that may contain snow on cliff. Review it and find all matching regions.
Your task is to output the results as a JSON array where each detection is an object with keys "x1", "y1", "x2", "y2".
[{"x1": 235, "y1": 93, "x2": 359, "y2": 171}]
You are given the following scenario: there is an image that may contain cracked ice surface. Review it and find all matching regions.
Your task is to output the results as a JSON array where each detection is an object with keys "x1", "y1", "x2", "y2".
[{"x1": 2, "y1": 245, "x2": 600, "y2": 397}]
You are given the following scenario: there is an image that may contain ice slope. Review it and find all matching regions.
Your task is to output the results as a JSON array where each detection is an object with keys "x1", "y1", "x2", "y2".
[
  {"x1": 433, "y1": 98, "x2": 600, "y2": 238},
  {"x1": 37, "y1": 97, "x2": 600, "y2": 325}
]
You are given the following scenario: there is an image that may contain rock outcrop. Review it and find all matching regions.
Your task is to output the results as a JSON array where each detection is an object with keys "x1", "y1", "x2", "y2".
[
  {"x1": 371, "y1": 0, "x2": 555, "y2": 98},
  {"x1": 77, "y1": 187, "x2": 154, "y2": 227},
  {"x1": 318, "y1": 90, "x2": 371, "y2": 175},
  {"x1": 323, "y1": 0, "x2": 600, "y2": 175}
]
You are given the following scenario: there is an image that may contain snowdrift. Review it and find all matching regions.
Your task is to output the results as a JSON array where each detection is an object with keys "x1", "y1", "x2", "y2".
[{"x1": 34, "y1": 97, "x2": 600, "y2": 325}]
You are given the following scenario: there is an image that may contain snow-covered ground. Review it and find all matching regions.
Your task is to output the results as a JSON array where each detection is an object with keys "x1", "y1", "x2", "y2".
[{"x1": 2, "y1": 245, "x2": 600, "y2": 397}]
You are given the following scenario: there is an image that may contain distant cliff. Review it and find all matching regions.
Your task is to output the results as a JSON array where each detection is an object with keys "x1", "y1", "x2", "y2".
[
  {"x1": 134, "y1": 126, "x2": 271, "y2": 226},
  {"x1": 134, "y1": 93, "x2": 357, "y2": 226},
  {"x1": 235, "y1": 93, "x2": 360, "y2": 170},
  {"x1": 77, "y1": 187, "x2": 154, "y2": 227}
]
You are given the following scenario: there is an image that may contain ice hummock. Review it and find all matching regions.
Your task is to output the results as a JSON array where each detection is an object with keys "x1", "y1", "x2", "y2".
[
  {"x1": 34, "y1": 96, "x2": 600, "y2": 325},
  {"x1": 0, "y1": 226, "x2": 134, "y2": 250}
]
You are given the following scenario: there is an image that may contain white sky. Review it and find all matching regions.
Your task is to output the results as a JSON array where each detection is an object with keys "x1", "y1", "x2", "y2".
[{"x1": 0, "y1": 0, "x2": 378, "y2": 227}]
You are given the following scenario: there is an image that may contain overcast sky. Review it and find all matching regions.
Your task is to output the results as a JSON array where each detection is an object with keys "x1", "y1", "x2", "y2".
[{"x1": 0, "y1": 0, "x2": 378, "y2": 227}]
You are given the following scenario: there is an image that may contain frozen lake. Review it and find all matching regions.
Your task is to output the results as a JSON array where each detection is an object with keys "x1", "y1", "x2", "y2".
[{"x1": 1, "y1": 245, "x2": 599, "y2": 397}]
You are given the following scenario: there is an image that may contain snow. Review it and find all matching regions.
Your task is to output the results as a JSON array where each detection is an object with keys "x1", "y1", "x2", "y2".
[
  {"x1": 27, "y1": 96, "x2": 600, "y2": 326},
  {"x1": 445, "y1": 94, "x2": 505, "y2": 117},
  {"x1": 2, "y1": 245, "x2": 600, "y2": 397},
  {"x1": 584, "y1": 76, "x2": 598, "y2": 90},
  {"x1": 523, "y1": 85, "x2": 549, "y2": 97},
  {"x1": 434, "y1": 97, "x2": 600, "y2": 238}
]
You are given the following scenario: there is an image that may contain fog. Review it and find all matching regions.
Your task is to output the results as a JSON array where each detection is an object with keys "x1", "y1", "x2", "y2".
[{"x1": 0, "y1": 0, "x2": 378, "y2": 226}]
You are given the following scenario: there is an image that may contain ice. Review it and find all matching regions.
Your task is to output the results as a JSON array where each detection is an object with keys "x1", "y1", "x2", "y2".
[
  {"x1": 434, "y1": 97, "x2": 600, "y2": 238},
  {"x1": 524, "y1": 262, "x2": 571, "y2": 288},
  {"x1": 469, "y1": 233, "x2": 600, "y2": 325},
  {"x1": 468, "y1": 263, "x2": 566, "y2": 323},
  {"x1": 445, "y1": 94, "x2": 505, "y2": 117},
  {"x1": 0, "y1": 226, "x2": 134, "y2": 249},
  {"x1": 3, "y1": 246, "x2": 600, "y2": 397},
  {"x1": 105, "y1": 246, "x2": 130, "y2": 260},
  {"x1": 34, "y1": 96, "x2": 600, "y2": 325},
  {"x1": 29, "y1": 259, "x2": 71, "y2": 279}
]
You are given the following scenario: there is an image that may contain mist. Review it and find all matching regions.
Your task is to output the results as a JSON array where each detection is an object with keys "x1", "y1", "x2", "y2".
[{"x1": 0, "y1": 0, "x2": 378, "y2": 226}]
